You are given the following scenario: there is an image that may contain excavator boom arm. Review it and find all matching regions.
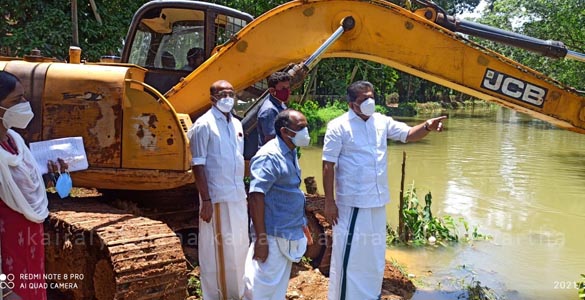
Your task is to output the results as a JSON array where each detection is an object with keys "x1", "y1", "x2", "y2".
[{"x1": 166, "y1": 0, "x2": 585, "y2": 134}]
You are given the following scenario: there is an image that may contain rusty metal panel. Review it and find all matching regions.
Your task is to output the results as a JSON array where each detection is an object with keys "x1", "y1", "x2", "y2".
[
  {"x1": 42, "y1": 64, "x2": 129, "y2": 168},
  {"x1": 122, "y1": 84, "x2": 189, "y2": 171}
]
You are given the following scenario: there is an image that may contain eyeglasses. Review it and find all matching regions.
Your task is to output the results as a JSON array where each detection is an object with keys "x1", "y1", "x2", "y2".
[{"x1": 213, "y1": 91, "x2": 236, "y2": 98}]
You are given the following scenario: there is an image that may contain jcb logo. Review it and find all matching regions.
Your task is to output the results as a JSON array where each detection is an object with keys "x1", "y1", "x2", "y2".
[{"x1": 481, "y1": 69, "x2": 547, "y2": 107}]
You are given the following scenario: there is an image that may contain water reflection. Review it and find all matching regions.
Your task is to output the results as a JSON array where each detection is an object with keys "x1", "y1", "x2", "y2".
[{"x1": 298, "y1": 107, "x2": 585, "y2": 300}]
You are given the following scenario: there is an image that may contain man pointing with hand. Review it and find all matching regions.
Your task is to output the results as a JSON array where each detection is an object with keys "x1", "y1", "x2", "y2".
[{"x1": 323, "y1": 80, "x2": 446, "y2": 300}]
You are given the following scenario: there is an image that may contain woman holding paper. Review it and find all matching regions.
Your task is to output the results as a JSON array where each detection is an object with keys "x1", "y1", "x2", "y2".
[{"x1": 0, "y1": 71, "x2": 48, "y2": 300}]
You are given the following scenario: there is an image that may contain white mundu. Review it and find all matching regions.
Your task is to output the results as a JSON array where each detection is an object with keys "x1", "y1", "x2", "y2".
[
  {"x1": 189, "y1": 106, "x2": 248, "y2": 299},
  {"x1": 243, "y1": 235, "x2": 307, "y2": 300},
  {"x1": 323, "y1": 109, "x2": 411, "y2": 299},
  {"x1": 328, "y1": 204, "x2": 386, "y2": 300},
  {"x1": 199, "y1": 200, "x2": 248, "y2": 300}
]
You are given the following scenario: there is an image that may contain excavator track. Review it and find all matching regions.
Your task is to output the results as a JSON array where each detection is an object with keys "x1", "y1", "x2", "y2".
[{"x1": 45, "y1": 196, "x2": 187, "y2": 300}]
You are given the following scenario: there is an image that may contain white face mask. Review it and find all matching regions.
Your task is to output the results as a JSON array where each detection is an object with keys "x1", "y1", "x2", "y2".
[
  {"x1": 216, "y1": 97, "x2": 234, "y2": 113},
  {"x1": 359, "y1": 98, "x2": 376, "y2": 116},
  {"x1": 287, "y1": 127, "x2": 311, "y2": 147},
  {"x1": 0, "y1": 102, "x2": 34, "y2": 129}
]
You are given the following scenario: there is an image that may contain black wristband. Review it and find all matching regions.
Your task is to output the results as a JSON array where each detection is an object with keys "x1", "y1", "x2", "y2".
[
  {"x1": 424, "y1": 123, "x2": 432, "y2": 131},
  {"x1": 202, "y1": 198, "x2": 211, "y2": 202}
]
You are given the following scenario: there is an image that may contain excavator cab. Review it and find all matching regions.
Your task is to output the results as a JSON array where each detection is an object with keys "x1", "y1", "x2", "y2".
[{"x1": 120, "y1": 1, "x2": 253, "y2": 94}]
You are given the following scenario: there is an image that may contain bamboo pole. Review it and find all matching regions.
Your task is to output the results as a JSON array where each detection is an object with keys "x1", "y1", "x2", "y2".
[
  {"x1": 300, "y1": 65, "x2": 318, "y2": 105},
  {"x1": 89, "y1": 0, "x2": 103, "y2": 25}
]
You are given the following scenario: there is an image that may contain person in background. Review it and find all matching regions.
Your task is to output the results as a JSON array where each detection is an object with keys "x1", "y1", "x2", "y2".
[
  {"x1": 0, "y1": 71, "x2": 49, "y2": 300},
  {"x1": 256, "y1": 71, "x2": 291, "y2": 148},
  {"x1": 182, "y1": 47, "x2": 205, "y2": 71},
  {"x1": 244, "y1": 109, "x2": 312, "y2": 300},
  {"x1": 161, "y1": 51, "x2": 176, "y2": 69},
  {"x1": 323, "y1": 80, "x2": 447, "y2": 300},
  {"x1": 188, "y1": 80, "x2": 248, "y2": 299}
]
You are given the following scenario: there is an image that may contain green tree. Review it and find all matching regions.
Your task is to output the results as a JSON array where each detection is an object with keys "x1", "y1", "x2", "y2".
[
  {"x1": 384, "y1": 0, "x2": 487, "y2": 104},
  {"x1": 472, "y1": 0, "x2": 585, "y2": 90},
  {"x1": 291, "y1": 58, "x2": 401, "y2": 107},
  {"x1": 2, "y1": 0, "x2": 510, "y2": 102},
  {"x1": 0, "y1": 0, "x2": 147, "y2": 61},
  {"x1": 216, "y1": 0, "x2": 486, "y2": 104}
]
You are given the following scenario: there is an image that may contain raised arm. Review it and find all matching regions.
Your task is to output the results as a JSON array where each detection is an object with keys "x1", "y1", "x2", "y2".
[{"x1": 406, "y1": 116, "x2": 447, "y2": 142}]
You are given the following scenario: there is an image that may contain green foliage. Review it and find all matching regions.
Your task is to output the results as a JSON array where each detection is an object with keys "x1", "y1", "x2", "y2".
[
  {"x1": 388, "y1": 102, "x2": 418, "y2": 117},
  {"x1": 308, "y1": 58, "x2": 400, "y2": 100},
  {"x1": 401, "y1": 185, "x2": 458, "y2": 246},
  {"x1": 388, "y1": 182, "x2": 490, "y2": 247},
  {"x1": 290, "y1": 98, "x2": 394, "y2": 142},
  {"x1": 579, "y1": 274, "x2": 585, "y2": 299},
  {"x1": 467, "y1": 281, "x2": 501, "y2": 300},
  {"x1": 473, "y1": 0, "x2": 584, "y2": 90},
  {"x1": 0, "y1": 0, "x2": 147, "y2": 60},
  {"x1": 386, "y1": 223, "x2": 399, "y2": 246},
  {"x1": 289, "y1": 99, "x2": 346, "y2": 142},
  {"x1": 0, "y1": 0, "x2": 494, "y2": 105},
  {"x1": 187, "y1": 274, "x2": 202, "y2": 297},
  {"x1": 375, "y1": 104, "x2": 389, "y2": 115}
]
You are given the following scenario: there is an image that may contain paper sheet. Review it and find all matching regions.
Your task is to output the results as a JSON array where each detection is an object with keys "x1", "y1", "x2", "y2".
[{"x1": 29, "y1": 137, "x2": 89, "y2": 174}]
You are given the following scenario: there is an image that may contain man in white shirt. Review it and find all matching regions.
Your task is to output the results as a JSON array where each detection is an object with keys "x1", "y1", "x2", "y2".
[
  {"x1": 189, "y1": 80, "x2": 248, "y2": 300},
  {"x1": 322, "y1": 80, "x2": 446, "y2": 300}
]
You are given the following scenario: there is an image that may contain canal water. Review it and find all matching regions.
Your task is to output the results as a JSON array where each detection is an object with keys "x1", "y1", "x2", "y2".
[{"x1": 297, "y1": 107, "x2": 585, "y2": 300}]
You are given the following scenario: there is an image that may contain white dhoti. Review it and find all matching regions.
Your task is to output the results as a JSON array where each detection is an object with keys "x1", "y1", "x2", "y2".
[
  {"x1": 199, "y1": 200, "x2": 249, "y2": 300},
  {"x1": 243, "y1": 235, "x2": 307, "y2": 300},
  {"x1": 328, "y1": 204, "x2": 387, "y2": 300}
]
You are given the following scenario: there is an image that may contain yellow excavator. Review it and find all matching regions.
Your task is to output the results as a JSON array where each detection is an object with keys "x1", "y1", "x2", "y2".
[{"x1": 1, "y1": 0, "x2": 584, "y2": 299}]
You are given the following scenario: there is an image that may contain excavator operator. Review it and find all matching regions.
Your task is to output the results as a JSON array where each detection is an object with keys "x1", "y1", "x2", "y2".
[{"x1": 182, "y1": 47, "x2": 205, "y2": 71}]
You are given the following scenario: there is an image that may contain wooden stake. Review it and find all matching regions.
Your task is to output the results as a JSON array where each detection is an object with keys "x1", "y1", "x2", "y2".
[{"x1": 398, "y1": 151, "x2": 406, "y2": 242}]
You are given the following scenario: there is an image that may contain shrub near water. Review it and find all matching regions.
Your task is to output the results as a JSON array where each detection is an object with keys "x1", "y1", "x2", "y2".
[
  {"x1": 289, "y1": 99, "x2": 344, "y2": 142},
  {"x1": 388, "y1": 183, "x2": 490, "y2": 247}
]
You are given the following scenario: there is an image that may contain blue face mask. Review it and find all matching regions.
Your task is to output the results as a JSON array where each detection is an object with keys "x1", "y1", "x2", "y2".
[{"x1": 56, "y1": 172, "x2": 73, "y2": 199}]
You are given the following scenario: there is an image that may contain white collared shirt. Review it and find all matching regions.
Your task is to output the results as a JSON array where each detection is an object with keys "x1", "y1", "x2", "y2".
[
  {"x1": 188, "y1": 106, "x2": 246, "y2": 203},
  {"x1": 322, "y1": 110, "x2": 411, "y2": 208}
]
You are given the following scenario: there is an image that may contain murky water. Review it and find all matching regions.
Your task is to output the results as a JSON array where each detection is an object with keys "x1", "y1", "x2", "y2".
[{"x1": 298, "y1": 107, "x2": 585, "y2": 300}]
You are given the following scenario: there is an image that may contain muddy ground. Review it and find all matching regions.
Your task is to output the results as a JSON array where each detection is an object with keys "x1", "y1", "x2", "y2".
[
  {"x1": 46, "y1": 189, "x2": 416, "y2": 299},
  {"x1": 185, "y1": 193, "x2": 416, "y2": 300},
  {"x1": 281, "y1": 194, "x2": 416, "y2": 299},
  {"x1": 286, "y1": 260, "x2": 415, "y2": 300},
  {"x1": 185, "y1": 259, "x2": 415, "y2": 300}
]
